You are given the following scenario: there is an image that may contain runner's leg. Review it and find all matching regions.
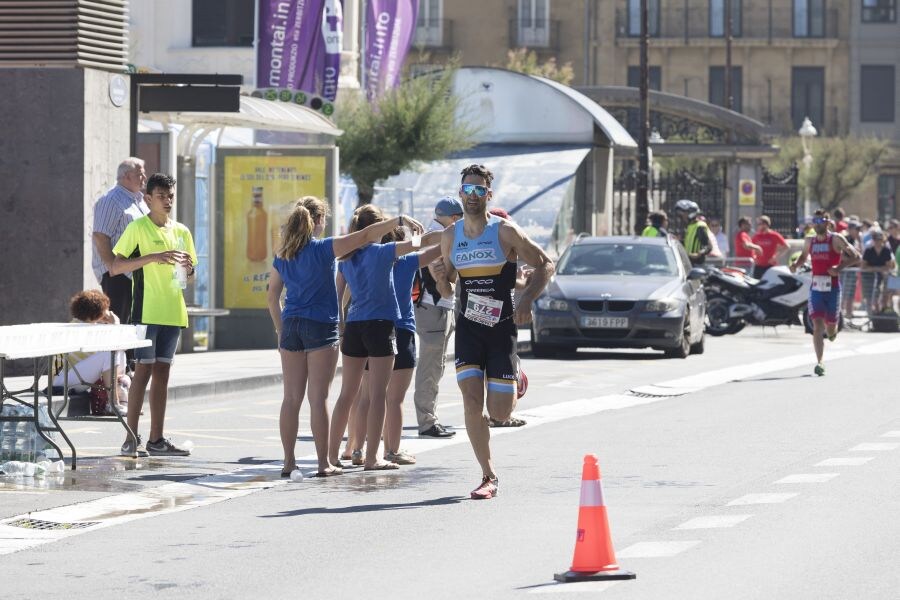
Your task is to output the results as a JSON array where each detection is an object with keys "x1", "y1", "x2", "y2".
[{"x1": 458, "y1": 375, "x2": 493, "y2": 478}]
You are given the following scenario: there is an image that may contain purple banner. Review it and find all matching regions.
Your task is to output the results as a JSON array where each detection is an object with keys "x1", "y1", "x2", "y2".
[
  {"x1": 364, "y1": 0, "x2": 418, "y2": 100},
  {"x1": 256, "y1": 0, "x2": 343, "y2": 112}
]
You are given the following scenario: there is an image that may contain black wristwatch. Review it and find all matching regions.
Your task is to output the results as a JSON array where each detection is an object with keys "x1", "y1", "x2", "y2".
[{"x1": 399, "y1": 215, "x2": 404, "y2": 227}]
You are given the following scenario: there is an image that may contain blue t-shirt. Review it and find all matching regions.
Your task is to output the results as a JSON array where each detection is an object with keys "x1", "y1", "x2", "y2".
[
  {"x1": 340, "y1": 243, "x2": 401, "y2": 322},
  {"x1": 393, "y1": 253, "x2": 420, "y2": 332},
  {"x1": 273, "y1": 237, "x2": 338, "y2": 323}
]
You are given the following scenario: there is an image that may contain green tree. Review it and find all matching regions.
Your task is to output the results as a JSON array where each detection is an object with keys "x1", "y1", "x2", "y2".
[
  {"x1": 335, "y1": 66, "x2": 476, "y2": 206},
  {"x1": 504, "y1": 48, "x2": 574, "y2": 86},
  {"x1": 764, "y1": 136, "x2": 890, "y2": 211}
]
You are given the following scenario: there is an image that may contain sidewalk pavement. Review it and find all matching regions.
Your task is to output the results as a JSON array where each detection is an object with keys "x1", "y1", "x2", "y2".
[{"x1": 4, "y1": 330, "x2": 532, "y2": 403}]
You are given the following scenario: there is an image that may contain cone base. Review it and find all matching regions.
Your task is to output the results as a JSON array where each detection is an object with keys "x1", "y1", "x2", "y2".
[{"x1": 554, "y1": 569, "x2": 636, "y2": 583}]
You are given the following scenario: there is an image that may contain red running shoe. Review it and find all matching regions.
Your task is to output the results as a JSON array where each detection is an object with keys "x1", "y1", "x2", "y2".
[{"x1": 470, "y1": 476, "x2": 499, "y2": 499}]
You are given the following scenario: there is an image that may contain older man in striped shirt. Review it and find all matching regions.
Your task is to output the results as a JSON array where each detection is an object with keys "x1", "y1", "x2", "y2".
[{"x1": 92, "y1": 157, "x2": 148, "y2": 333}]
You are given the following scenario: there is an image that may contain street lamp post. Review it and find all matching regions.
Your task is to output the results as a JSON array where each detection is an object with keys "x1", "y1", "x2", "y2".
[
  {"x1": 798, "y1": 116, "x2": 818, "y2": 219},
  {"x1": 635, "y1": 0, "x2": 651, "y2": 234}
]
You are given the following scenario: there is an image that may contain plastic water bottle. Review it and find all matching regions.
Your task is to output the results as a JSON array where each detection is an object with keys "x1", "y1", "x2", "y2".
[
  {"x1": 290, "y1": 469, "x2": 304, "y2": 482},
  {"x1": 1, "y1": 460, "x2": 25, "y2": 476},
  {"x1": 172, "y1": 237, "x2": 188, "y2": 290},
  {"x1": 181, "y1": 440, "x2": 194, "y2": 453}
]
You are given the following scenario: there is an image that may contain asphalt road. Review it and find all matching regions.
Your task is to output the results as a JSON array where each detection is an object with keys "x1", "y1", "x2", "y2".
[{"x1": 2, "y1": 327, "x2": 899, "y2": 599}]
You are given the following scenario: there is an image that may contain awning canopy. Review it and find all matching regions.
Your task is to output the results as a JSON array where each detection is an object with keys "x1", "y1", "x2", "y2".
[
  {"x1": 144, "y1": 94, "x2": 343, "y2": 137},
  {"x1": 356, "y1": 144, "x2": 592, "y2": 249}
]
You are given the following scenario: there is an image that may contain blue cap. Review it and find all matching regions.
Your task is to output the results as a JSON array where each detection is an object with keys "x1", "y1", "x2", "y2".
[{"x1": 434, "y1": 196, "x2": 463, "y2": 217}]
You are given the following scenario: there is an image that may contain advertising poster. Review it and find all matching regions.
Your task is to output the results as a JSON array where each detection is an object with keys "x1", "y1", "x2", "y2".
[
  {"x1": 256, "y1": 0, "x2": 343, "y2": 115},
  {"x1": 222, "y1": 155, "x2": 327, "y2": 309},
  {"x1": 364, "y1": 0, "x2": 418, "y2": 100},
  {"x1": 739, "y1": 179, "x2": 756, "y2": 206}
]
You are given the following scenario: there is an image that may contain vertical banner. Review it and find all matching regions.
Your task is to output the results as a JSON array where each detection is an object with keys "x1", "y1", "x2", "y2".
[
  {"x1": 256, "y1": 0, "x2": 343, "y2": 115},
  {"x1": 364, "y1": 0, "x2": 418, "y2": 100},
  {"x1": 222, "y1": 155, "x2": 327, "y2": 309}
]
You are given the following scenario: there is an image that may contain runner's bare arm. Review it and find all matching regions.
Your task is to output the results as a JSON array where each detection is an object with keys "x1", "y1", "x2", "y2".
[
  {"x1": 435, "y1": 227, "x2": 458, "y2": 298},
  {"x1": 266, "y1": 267, "x2": 285, "y2": 336},
  {"x1": 417, "y1": 243, "x2": 443, "y2": 267},
  {"x1": 789, "y1": 238, "x2": 813, "y2": 272},
  {"x1": 500, "y1": 223, "x2": 554, "y2": 326},
  {"x1": 834, "y1": 234, "x2": 862, "y2": 263}
]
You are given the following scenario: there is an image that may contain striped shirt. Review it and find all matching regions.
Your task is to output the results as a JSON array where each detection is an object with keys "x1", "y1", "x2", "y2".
[{"x1": 91, "y1": 184, "x2": 148, "y2": 280}]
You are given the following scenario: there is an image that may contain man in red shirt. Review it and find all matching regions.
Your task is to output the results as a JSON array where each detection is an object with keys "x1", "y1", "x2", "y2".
[
  {"x1": 734, "y1": 216, "x2": 762, "y2": 273},
  {"x1": 751, "y1": 215, "x2": 789, "y2": 279},
  {"x1": 833, "y1": 208, "x2": 848, "y2": 234}
]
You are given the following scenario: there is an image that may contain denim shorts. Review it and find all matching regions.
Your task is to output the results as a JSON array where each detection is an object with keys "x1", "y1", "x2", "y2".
[
  {"x1": 280, "y1": 317, "x2": 339, "y2": 352},
  {"x1": 135, "y1": 324, "x2": 181, "y2": 364}
]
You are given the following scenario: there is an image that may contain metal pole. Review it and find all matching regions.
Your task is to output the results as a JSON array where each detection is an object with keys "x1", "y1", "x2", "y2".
[
  {"x1": 725, "y1": 0, "x2": 733, "y2": 112},
  {"x1": 635, "y1": 0, "x2": 650, "y2": 235}
]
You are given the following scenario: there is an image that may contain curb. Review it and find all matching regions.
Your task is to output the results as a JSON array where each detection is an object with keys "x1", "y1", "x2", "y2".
[{"x1": 165, "y1": 340, "x2": 532, "y2": 403}]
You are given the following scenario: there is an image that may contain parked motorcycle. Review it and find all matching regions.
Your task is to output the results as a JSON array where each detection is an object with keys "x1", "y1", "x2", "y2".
[{"x1": 704, "y1": 265, "x2": 827, "y2": 336}]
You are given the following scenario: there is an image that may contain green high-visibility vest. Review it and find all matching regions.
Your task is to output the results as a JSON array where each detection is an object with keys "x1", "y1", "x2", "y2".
[
  {"x1": 683, "y1": 220, "x2": 710, "y2": 254},
  {"x1": 641, "y1": 225, "x2": 660, "y2": 237}
]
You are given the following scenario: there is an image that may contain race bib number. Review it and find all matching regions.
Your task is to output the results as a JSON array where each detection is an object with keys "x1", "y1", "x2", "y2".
[
  {"x1": 464, "y1": 293, "x2": 503, "y2": 327},
  {"x1": 812, "y1": 275, "x2": 832, "y2": 292}
]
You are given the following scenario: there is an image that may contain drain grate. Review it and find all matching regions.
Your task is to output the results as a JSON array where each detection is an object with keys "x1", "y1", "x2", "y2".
[
  {"x1": 6, "y1": 518, "x2": 99, "y2": 531},
  {"x1": 627, "y1": 390, "x2": 688, "y2": 399}
]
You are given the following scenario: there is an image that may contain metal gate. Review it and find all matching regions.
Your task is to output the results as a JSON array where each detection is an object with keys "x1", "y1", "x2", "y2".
[
  {"x1": 761, "y1": 165, "x2": 799, "y2": 236},
  {"x1": 612, "y1": 163, "x2": 726, "y2": 236}
]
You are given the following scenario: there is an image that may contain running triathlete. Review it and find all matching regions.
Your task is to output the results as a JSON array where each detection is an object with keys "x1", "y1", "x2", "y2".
[
  {"x1": 790, "y1": 209, "x2": 861, "y2": 376},
  {"x1": 436, "y1": 164, "x2": 554, "y2": 499}
]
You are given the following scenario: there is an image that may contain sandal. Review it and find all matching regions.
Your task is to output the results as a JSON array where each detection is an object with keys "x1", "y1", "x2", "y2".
[
  {"x1": 313, "y1": 466, "x2": 343, "y2": 477},
  {"x1": 281, "y1": 466, "x2": 299, "y2": 478},
  {"x1": 351, "y1": 449, "x2": 364, "y2": 466},
  {"x1": 489, "y1": 416, "x2": 527, "y2": 427},
  {"x1": 364, "y1": 461, "x2": 399, "y2": 471}
]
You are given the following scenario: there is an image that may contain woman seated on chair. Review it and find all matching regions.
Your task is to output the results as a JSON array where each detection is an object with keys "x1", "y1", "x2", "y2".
[{"x1": 52, "y1": 289, "x2": 129, "y2": 415}]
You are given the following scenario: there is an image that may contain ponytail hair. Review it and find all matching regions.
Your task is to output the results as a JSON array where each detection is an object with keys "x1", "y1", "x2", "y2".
[
  {"x1": 278, "y1": 204, "x2": 314, "y2": 260},
  {"x1": 341, "y1": 204, "x2": 387, "y2": 260}
]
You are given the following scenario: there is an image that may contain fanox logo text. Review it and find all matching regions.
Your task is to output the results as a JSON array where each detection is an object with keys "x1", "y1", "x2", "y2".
[{"x1": 454, "y1": 249, "x2": 497, "y2": 265}]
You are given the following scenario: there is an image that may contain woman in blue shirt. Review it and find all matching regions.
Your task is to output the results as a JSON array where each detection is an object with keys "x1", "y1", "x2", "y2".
[
  {"x1": 266, "y1": 197, "x2": 422, "y2": 478},
  {"x1": 327, "y1": 205, "x2": 427, "y2": 470}
]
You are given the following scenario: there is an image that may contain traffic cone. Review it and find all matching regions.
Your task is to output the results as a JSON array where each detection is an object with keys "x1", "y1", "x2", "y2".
[{"x1": 554, "y1": 455, "x2": 636, "y2": 583}]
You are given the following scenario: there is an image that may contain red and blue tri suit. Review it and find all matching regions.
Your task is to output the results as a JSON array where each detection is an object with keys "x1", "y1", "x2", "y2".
[{"x1": 808, "y1": 233, "x2": 843, "y2": 325}]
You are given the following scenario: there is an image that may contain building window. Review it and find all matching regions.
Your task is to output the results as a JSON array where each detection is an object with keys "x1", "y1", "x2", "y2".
[
  {"x1": 791, "y1": 67, "x2": 825, "y2": 130},
  {"x1": 793, "y1": 0, "x2": 825, "y2": 37},
  {"x1": 628, "y1": 66, "x2": 662, "y2": 91},
  {"x1": 192, "y1": 0, "x2": 255, "y2": 47},
  {"x1": 709, "y1": 0, "x2": 742, "y2": 37},
  {"x1": 627, "y1": 0, "x2": 660, "y2": 37},
  {"x1": 517, "y1": 0, "x2": 550, "y2": 47},
  {"x1": 415, "y1": 0, "x2": 444, "y2": 47},
  {"x1": 709, "y1": 67, "x2": 743, "y2": 112},
  {"x1": 862, "y1": 0, "x2": 897, "y2": 23},
  {"x1": 861, "y1": 66, "x2": 896, "y2": 122},
  {"x1": 877, "y1": 175, "x2": 897, "y2": 219}
]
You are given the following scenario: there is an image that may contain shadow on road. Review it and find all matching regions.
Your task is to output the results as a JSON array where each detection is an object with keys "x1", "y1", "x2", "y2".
[
  {"x1": 525, "y1": 351, "x2": 667, "y2": 361},
  {"x1": 730, "y1": 374, "x2": 815, "y2": 383},
  {"x1": 259, "y1": 495, "x2": 465, "y2": 518}
]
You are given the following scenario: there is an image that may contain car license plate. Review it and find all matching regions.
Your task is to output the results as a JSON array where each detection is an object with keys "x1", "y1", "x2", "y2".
[{"x1": 580, "y1": 316, "x2": 629, "y2": 329}]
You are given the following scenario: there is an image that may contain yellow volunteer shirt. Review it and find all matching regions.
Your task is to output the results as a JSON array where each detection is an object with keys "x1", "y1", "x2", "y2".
[{"x1": 113, "y1": 216, "x2": 197, "y2": 327}]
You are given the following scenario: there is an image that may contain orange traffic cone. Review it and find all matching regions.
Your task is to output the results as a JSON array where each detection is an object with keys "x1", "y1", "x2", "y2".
[{"x1": 554, "y1": 455, "x2": 636, "y2": 583}]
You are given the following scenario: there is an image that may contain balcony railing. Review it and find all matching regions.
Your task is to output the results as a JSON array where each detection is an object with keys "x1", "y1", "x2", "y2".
[
  {"x1": 413, "y1": 19, "x2": 453, "y2": 51},
  {"x1": 615, "y1": 7, "x2": 839, "y2": 41},
  {"x1": 508, "y1": 19, "x2": 561, "y2": 50}
]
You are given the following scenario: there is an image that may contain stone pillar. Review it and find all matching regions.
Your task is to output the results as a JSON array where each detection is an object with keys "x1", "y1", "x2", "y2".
[{"x1": 0, "y1": 68, "x2": 129, "y2": 327}]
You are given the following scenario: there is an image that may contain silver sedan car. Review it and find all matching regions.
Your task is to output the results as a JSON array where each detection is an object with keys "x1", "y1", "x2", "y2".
[{"x1": 530, "y1": 236, "x2": 707, "y2": 358}]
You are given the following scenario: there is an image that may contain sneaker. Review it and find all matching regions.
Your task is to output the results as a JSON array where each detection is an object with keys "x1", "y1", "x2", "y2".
[
  {"x1": 470, "y1": 476, "x2": 499, "y2": 500},
  {"x1": 814, "y1": 363, "x2": 825, "y2": 376},
  {"x1": 146, "y1": 437, "x2": 191, "y2": 456},
  {"x1": 384, "y1": 450, "x2": 416, "y2": 465},
  {"x1": 120, "y1": 435, "x2": 149, "y2": 457}
]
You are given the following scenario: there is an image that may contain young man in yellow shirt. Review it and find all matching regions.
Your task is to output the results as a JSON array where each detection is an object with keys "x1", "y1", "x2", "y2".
[{"x1": 111, "y1": 173, "x2": 197, "y2": 457}]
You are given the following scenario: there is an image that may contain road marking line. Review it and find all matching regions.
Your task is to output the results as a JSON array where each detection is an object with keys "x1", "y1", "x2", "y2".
[
  {"x1": 727, "y1": 493, "x2": 798, "y2": 506},
  {"x1": 617, "y1": 541, "x2": 701, "y2": 558},
  {"x1": 815, "y1": 457, "x2": 874, "y2": 466},
  {"x1": 192, "y1": 407, "x2": 237, "y2": 414},
  {"x1": 245, "y1": 414, "x2": 280, "y2": 421},
  {"x1": 774, "y1": 473, "x2": 839, "y2": 484},
  {"x1": 849, "y1": 443, "x2": 900, "y2": 452},
  {"x1": 674, "y1": 514, "x2": 753, "y2": 530},
  {"x1": 880, "y1": 431, "x2": 900, "y2": 438},
  {"x1": 527, "y1": 581, "x2": 621, "y2": 594},
  {"x1": 164, "y1": 430, "x2": 271, "y2": 444}
]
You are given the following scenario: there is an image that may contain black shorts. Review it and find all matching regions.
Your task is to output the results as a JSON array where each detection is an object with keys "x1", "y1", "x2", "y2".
[
  {"x1": 364, "y1": 327, "x2": 416, "y2": 370},
  {"x1": 454, "y1": 317, "x2": 518, "y2": 395},
  {"x1": 341, "y1": 319, "x2": 397, "y2": 358}
]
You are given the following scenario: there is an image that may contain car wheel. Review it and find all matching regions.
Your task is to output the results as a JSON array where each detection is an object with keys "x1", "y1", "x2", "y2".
[
  {"x1": 689, "y1": 331, "x2": 705, "y2": 355},
  {"x1": 664, "y1": 321, "x2": 691, "y2": 359}
]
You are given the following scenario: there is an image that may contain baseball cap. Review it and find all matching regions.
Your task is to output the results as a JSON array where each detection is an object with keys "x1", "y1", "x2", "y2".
[{"x1": 435, "y1": 196, "x2": 463, "y2": 217}]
